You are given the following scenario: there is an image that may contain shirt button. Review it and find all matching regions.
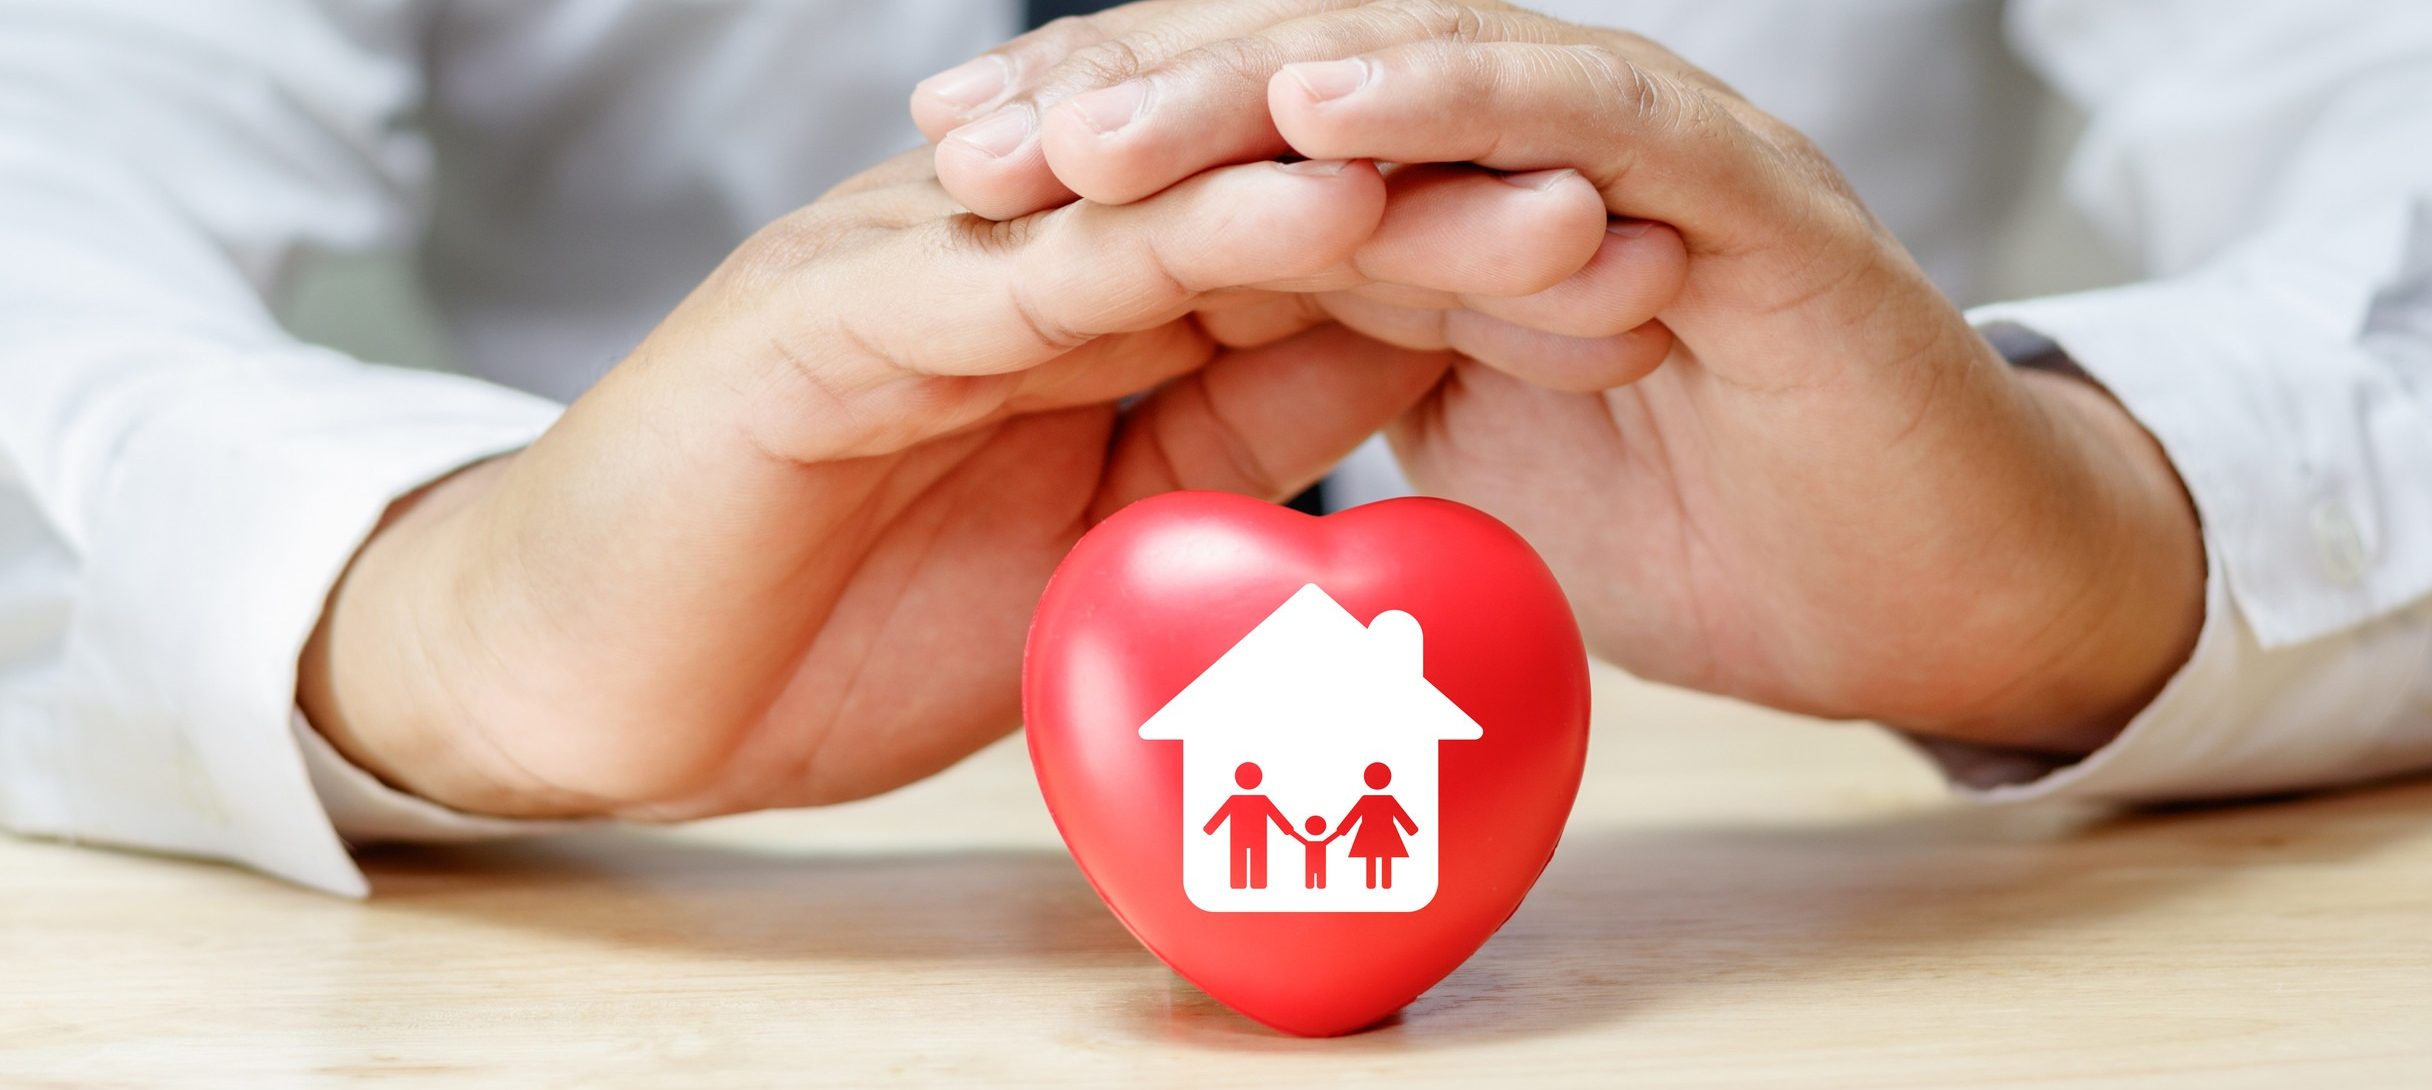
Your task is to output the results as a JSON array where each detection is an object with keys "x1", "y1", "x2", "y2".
[{"x1": 2311, "y1": 501, "x2": 2369, "y2": 586}]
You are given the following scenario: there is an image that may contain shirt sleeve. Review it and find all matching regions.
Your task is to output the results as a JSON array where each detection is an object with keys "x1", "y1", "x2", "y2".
[
  {"x1": 1905, "y1": 0, "x2": 2432, "y2": 803},
  {"x1": 0, "y1": 1, "x2": 563, "y2": 895}
]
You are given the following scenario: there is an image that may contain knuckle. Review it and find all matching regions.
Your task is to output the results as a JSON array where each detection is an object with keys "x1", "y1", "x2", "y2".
[
  {"x1": 1054, "y1": 35, "x2": 1152, "y2": 92},
  {"x1": 939, "y1": 208, "x2": 1038, "y2": 261},
  {"x1": 1751, "y1": 112, "x2": 1823, "y2": 160},
  {"x1": 1799, "y1": 163, "x2": 1879, "y2": 236},
  {"x1": 1133, "y1": 229, "x2": 1197, "y2": 303},
  {"x1": 1009, "y1": 284, "x2": 1091, "y2": 352},
  {"x1": 1570, "y1": 44, "x2": 1661, "y2": 120},
  {"x1": 1562, "y1": 43, "x2": 1630, "y2": 100},
  {"x1": 1675, "y1": 85, "x2": 1737, "y2": 141},
  {"x1": 1742, "y1": 114, "x2": 1872, "y2": 224},
  {"x1": 933, "y1": 212, "x2": 1094, "y2": 351},
  {"x1": 965, "y1": 17, "x2": 1102, "y2": 106},
  {"x1": 1374, "y1": 0, "x2": 1492, "y2": 42},
  {"x1": 1177, "y1": 35, "x2": 1276, "y2": 92},
  {"x1": 1566, "y1": 44, "x2": 1731, "y2": 142},
  {"x1": 1443, "y1": 37, "x2": 1499, "y2": 96},
  {"x1": 732, "y1": 211, "x2": 853, "y2": 283}
]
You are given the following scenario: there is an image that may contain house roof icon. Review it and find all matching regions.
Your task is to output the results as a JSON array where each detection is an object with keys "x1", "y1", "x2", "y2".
[{"x1": 1138, "y1": 584, "x2": 1484, "y2": 742}]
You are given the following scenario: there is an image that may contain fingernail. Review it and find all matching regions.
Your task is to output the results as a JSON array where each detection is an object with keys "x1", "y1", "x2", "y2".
[
  {"x1": 918, "y1": 55, "x2": 1010, "y2": 111},
  {"x1": 1499, "y1": 168, "x2": 1579, "y2": 191},
  {"x1": 948, "y1": 105, "x2": 1034, "y2": 159},
  {"x1": 1068, "y1": 79, "x2": 1151, "y2": 135},
  {"x1": 1277, "y1": 158, "x2": 1350, "y2": 176},
  {"x1": 1608, "y1": 218, "x2": 1655, "y2": 238},
  {"x1": 1284, "y1": 59, "x2": 1370, "y2": 102}
]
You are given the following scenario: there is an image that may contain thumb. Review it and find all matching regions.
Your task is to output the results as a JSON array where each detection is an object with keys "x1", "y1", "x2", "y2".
[{"x1": 1091, "y1": 323, "x2": 1449, "y2": 520}]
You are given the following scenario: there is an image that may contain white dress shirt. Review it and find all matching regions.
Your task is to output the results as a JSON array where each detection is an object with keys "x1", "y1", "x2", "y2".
[{"x1": 2, "y1": 0, "x2": 2428, "y2": 897}]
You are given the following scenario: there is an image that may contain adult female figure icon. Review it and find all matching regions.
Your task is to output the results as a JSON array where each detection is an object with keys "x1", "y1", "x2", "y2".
[{"x1": 1334, "y1": 762, "x2": 1420, "y2": 890}]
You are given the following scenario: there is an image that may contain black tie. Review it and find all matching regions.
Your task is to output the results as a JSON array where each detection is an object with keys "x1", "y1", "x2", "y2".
[{"x1": 1019, "y1": 0, "x2": 1328, "y2": 514}]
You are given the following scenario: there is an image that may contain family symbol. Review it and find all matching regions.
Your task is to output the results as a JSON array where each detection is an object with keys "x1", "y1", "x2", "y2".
[
  {"x1": 1138, "y1": 583, "x2": 1482, "y2": 913},
  {"x1": 1202, "y1": 760, "x2": 1420, "y2": 891}
]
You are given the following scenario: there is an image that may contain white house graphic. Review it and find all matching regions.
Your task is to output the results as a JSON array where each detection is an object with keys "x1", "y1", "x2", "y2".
[{"x1": 1139, "y1": 583, "x2": 1483, "y2": 913}]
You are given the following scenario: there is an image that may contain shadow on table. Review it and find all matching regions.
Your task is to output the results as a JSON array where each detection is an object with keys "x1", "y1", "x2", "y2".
[
  {"x1": 361, "y1": 833, "x2": 1141, "y2": 964},
  {"x1": 1295, "y1": 777, "x2": 2432, "y2": 1053},
  {"x1": 357, "y1": 775, "x2": 2432, "y2": 1051}
]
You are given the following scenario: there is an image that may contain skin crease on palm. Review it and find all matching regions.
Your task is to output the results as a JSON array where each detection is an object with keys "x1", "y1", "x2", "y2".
[{"x1": 913, "y1": 0, "x2": 2206, "y2": 756}]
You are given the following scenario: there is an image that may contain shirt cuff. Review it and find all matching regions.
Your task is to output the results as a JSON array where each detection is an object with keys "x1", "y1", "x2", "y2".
[{"x1": 21, "y1": 349, "x2": 560, "y2": 896}]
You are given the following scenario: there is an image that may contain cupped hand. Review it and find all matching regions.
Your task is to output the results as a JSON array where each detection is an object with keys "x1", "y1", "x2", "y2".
[
  {"x1": 915, "y1": 1, "x2": 2206, "y2": 752},
  {"x1": 299, "y1": 148, "x2": 1455, "y2": 820}
]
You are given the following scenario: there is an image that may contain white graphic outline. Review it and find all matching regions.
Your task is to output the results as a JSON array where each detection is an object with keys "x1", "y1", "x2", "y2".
[{"x1": 1140, "y1": 584, "x2": 1482, "y2": 913}]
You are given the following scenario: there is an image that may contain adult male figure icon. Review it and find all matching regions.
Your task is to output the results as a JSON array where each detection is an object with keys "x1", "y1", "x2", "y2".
[{"x1": 1200, "y1": 762, "x2": 1294, "y2": 889}]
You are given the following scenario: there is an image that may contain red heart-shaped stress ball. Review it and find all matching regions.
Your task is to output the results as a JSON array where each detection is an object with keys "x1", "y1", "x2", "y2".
[{"x1": 1023, "y1": 491, "x2": 1590, "y2": 1036}]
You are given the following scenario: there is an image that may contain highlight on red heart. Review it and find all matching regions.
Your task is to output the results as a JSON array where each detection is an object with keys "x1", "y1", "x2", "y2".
[{"x1": 1024, "y1": 491, "x2": 1592, "y2": 1036}]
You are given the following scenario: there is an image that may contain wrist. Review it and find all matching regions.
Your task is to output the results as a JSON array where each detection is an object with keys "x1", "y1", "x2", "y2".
[
  {"x1": 1909, "y1": 366, "x2": 2206, "y2": 755},
  {"x1": 298, "y1": 455, "x2": 546, "y2": 815},
  {"x1": 296, "y1": 360, "x2": 917, "y2": 820}
]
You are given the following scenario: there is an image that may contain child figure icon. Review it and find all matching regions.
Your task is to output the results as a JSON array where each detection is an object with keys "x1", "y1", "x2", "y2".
[
  {"x1": 1297, "y1": 815, "x2": 1335, "y2": 890},
  {"x1": 1139, "y1": 584, "x2": 1484, "y2": 914}
]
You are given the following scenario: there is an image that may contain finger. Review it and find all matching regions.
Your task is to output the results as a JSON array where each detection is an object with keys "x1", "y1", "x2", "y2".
[
  {"x1": 909, "y1": 1, "x2": 1186, "y2": 137},
  {"x1": 1093, "y1": 322, "x2": 1450, "y2": 518},
  {"x1": 1190, "y1": 292, "x2": 1330, "y2": 349},
  {"x1": 1313, "y1": 292, "x2": 1676, "y2": 392},
  {"x1": 1001, "y1": 320, "x2": 1217, "y2": 412},
  {"x1": 1036, "y1": 3, "x2": 1563, "y2": 207},
  {"x1": 1336, "y1": 282, "x2": 1461, "y2": 309},
  {"x1": 1347, "y1": 164, "x2": 1607, "y2": 298},
  {"x1": 1269, "y1": 40, "x2": 1813, "y2": 253},
  {"x1": 1440, "y1": 312, "x2": 1677, "y2": 392},
  {"x1": 1302, "y1": 291, "x2": 1450, "y2": 352},
  {"x1": 1317, "y1": 215, "x2": 1688, "y2": 342},
  {"x1": 929, "y1": 97, "x2": 1074, "y2": 221},
  {"x1": 1196, "y1": 164, "x2": 1617, "y2": 314},
  {"x1": 932, "y1": 0, "x2": 1371, "y2": 220},
  {"x1": 821, "y1": 158, "x2": 1383, "y2": 382},
  {"x1": 1463, "y1": 217, "x2": 1689, "y2": 338}
]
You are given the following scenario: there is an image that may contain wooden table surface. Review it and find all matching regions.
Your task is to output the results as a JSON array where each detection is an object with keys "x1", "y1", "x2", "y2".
[{"x1": 8, "y1": 669, "x2": 2431, "y2": 1088}]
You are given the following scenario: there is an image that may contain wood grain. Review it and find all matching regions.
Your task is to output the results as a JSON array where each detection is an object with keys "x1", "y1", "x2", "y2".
[{"x1": 7, "y1": 668, "x2": 2430, "y2": 1087}]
